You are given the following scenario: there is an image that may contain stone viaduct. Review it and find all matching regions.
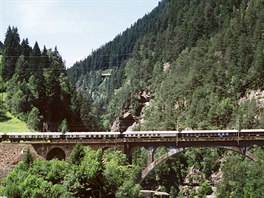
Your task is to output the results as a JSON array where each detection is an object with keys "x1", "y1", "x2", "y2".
[{"x1": 26, "y1": 135, "x2": 264, "y2": 183}]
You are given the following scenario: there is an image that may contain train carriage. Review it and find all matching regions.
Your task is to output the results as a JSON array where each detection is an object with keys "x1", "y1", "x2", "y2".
[
  {"x1": 2, "y1": 129, "x2": 264, "y2": 142},
  {"x1": 6, "y1": 132, "x2": 61, "y2": 142},
  {"x1": 64, "y1": 132, "x2": 120, "y2": 139},
  {"x1": 123, "y1": 131, "x2": 178, "y2": 138},
  {"x1": 240, "y1": 129, "x2": 264, "y2": 137},
  {"x1": 180, "y1": 130, "x2": 238, "y2": 139}
]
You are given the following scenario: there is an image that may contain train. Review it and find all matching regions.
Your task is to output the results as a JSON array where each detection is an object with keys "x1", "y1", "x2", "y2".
[{"x1": 0, "y1": 129, "x2": 264, "y2": 142}]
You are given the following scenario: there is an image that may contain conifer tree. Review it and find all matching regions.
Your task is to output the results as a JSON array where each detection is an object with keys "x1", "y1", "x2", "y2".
[
  {"x1": 29, "y1": 42, "x2": 41, "y2": 75},
  {"x1": 70, "y1": 143, "x2": 85, "y2": 165},
  {"x1": 2, "y1": 26, "x2": 21, "y2": 81},
  {"x1": 23, "y1": 147, "x2": 34, "y2": 168}
]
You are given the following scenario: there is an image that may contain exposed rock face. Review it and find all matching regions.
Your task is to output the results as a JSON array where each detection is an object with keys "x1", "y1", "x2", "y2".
[
  {"x1": 239, "y1": 89, "x2": 264, "y2": 108},
  {"x1": 111, "y1": 112, "x2": 135, "y2": 132},
  {"x1": 178, "y1": 166, "x2": 220, "y2": 198},
  {"x1": 111, "y1": 119, "x2": 120, "y2": 132},
  {"x1": 134, "y1": 91, "x2": 152, "y2": 103},
  {"x1": 126, "y1": 122, "x2": 138, "y2": 131},
  {"x1": 163, "y1": 62, "x2": 171, "y2": 72},
  {"x1": 182, "y1": 166, "x2": 206, "y2": 186},
  {"x1": 111, "y1": 90, "x2": 152, "y2": 132}
]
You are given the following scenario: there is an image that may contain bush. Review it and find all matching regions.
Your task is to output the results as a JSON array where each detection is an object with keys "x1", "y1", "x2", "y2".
[
  {"x1": 27, "y1": 107, "x2": 43, "y2": 131},
  {"x1": 197, "y1": 180, "x2": 212, "y2": 197},
  {"x1": 58, "y1": 119, "x2": 69, "y2": 133}
]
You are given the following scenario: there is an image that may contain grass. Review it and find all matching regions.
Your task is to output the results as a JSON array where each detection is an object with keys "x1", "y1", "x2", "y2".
[
  {"x1": 0, "y1": 112, "x2": 32, "y2": 132},
  {"x1": 0, "y1": 92, "x2": 32, "y2": 132}
]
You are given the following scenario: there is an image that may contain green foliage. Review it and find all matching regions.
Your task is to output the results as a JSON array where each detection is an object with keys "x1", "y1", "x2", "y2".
[
  {"x1": 2, "y1": 26, "x2": 21, "y2": 81},
  {"x1": 197, "y1": 180, "x2": 212, "y2": 197},
  {"x1": 185, "y1": 148, "x2": 222, "y2": 178},
  {"x1": 116, "y1": 180, "x2": 142, "y2": 198},
  {"x1": 70, "y1": 144, "x2": 85, "y2": 165},
  {"x1": 0, "y1": 96, "x2": 7, "y2": 118},
  {"x1": 1, "y1": 26, "x2": 104, "y2": 131},
  {"x1": 0, "y1": 112, "x2": 32, "y2": 132},
  {"x1": 66, "y1": 0, "x2": 264, "y2": 132},
  {"x1": 23, "y1": 148, "x2": 34, "y2": 168},
  {"x1": 2, "y1": 0, "x2": 263, "y2": 195},
  {"x1": 0, "y1": 147, "x2": 141, "y2": 197},
  {"x1": 27, "y1": 107, "x2": 43, "y2": 131},
  {"x1": 216, "y1": 153, "x2": 264, "y2": 198},
  {"x1": 58, "y1": 118, "x2": 69, "y2": 133}
]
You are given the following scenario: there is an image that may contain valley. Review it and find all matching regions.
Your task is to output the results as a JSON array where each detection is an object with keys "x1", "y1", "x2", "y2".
[{"x1": 0, "y1": 0, "x2": 264, "y2": 197}]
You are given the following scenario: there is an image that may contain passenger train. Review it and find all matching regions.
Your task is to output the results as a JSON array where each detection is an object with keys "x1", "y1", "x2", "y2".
[{"x1": 0, "y1": 129, "x2": 264, "y2": 142}]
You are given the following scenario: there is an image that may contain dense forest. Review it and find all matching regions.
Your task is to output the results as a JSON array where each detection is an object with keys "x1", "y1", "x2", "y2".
[
  {"x1": 0, "y1": 145, "x2": 141, "y2": 197},
  {"x1": 1, "y1": 0, "x2": 264, "y2": 197},
  {"x1": 66, "y1": 0, "x2": 264, "y2": 196},
  {"x1": 67, "y1": 0, "x2": 264, "y2": 131},
  {"x1": 0, "y1": 27, "x2": 102, "y2": 131}
]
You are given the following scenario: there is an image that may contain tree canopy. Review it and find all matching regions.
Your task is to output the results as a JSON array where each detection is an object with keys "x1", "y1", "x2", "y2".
[{"x1": 0, "y1": 146, "x2": 142, "y2": 198}]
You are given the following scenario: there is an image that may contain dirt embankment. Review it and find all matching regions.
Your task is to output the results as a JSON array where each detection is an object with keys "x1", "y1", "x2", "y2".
[{"x1": 0, "y1": 143, "x2": 41, "y2": 178}]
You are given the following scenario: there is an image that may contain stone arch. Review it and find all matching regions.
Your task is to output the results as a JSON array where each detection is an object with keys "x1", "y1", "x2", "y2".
[
  {"x1": 138, "y1": 146, "x2": 258, "y2": 184},
  {"x1": 46, "y1": 147, "x2": 66, "y2": 160}
]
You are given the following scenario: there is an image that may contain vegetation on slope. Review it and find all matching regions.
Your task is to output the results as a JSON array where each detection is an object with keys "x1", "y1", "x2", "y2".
[
  {"x1": 1, "y1": 0, "x2": 264, "y2": 196},
  {"x1": 66, "y1": 0, "x2": 264, "y2": 196},
  {"x1": 67, "y1": 0, "x2": 264, "y2": 131},
  {"x1": 0, "y1": 145, "x2": 142, "y2": 198},
  {"x1": 106, "y1": 0, "x2": 264, "y2": 130},
  {"x1": 0, "y1": 27, "x2": 102, "y2": 132},
  {"x1": 0, "y1": 91, "x2": 32, "y2": 132},
  {"x1": 0, "y1": 112, "x2": 31, "y2": 132}
]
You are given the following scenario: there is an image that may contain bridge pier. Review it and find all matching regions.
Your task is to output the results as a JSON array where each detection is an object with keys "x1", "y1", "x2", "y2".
[{"x1": 147, "y1": 147, "x2": 154, "y2": 165}]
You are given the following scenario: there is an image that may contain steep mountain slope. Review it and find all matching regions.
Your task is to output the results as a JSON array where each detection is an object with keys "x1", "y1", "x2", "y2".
[{"x1": 68, "y1": 0, "x2": 264, "y2": 131}]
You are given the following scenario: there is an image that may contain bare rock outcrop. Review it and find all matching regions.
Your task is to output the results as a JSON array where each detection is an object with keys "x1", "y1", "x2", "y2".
[
  {"x1": 111, "y1": 112, "x2": 135, "y2": 132},
  {"x1": 111, "y1": 90, "x2": 152, "y2": 132},
  {"x1": 239, "y1": 89, "x2": 264, "y2": 108}
]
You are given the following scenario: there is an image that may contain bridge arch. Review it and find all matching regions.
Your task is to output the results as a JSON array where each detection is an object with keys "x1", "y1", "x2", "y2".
[
  {"x1": 46, "y1": 147, "x2": 66, "y2": 160},
  {"x1": 138, "y1": 146, "x2": 258, "y2": 184}
]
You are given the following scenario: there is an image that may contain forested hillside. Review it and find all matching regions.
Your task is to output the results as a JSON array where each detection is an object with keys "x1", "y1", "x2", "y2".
[
  {"x1": 66, "y1": 0, "x2": 264, "y2": 196},
  {"x1": 68, "y1": 0, "x2": 264, "y2": 131},
  {"x1": 1, "y1": 0, "x2": 264, "y2": 196}
]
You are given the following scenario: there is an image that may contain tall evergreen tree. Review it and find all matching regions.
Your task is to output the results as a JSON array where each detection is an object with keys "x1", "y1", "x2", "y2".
[
  {"x1": 29, "y1": 42, "x2": 41, "y2": 75},
  {"x1": 2, "y1": 26, "x2": 21, "y2": 81}
]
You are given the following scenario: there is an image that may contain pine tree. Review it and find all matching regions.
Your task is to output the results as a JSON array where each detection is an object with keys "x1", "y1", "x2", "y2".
[
  {"x1": 21, "y1": 38, "x2": 32, "y2": 59},
  {"x1": 58, "y1": 118, "x2": 69, "y2": 133},
  {"x1": 23, "y1": 147, "x2": 34, "y2": 168},
  {"x1": 70, "y1": 143, "x2": 85, "y2": 165},
  {"x1": 29, "y1": 42, "x2": 41, "y2": 75},
  {"x1": 27, "y1": 107, "x2": 43, "y2": 131},
  {"x1": 2, "y1": 26, "x2": 21, "y2": 81}
]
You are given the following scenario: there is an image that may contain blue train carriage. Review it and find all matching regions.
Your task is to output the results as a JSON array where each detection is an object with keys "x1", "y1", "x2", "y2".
[
  {"x1": 180, "y1": 129, "x2": 238, "y2": 140},
  {"x1": 64, "y1": 132, "x2": 120, "y2": 140},
  {"x1": 123, "y1": 131, "x2": 178, "y2": 138}
]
